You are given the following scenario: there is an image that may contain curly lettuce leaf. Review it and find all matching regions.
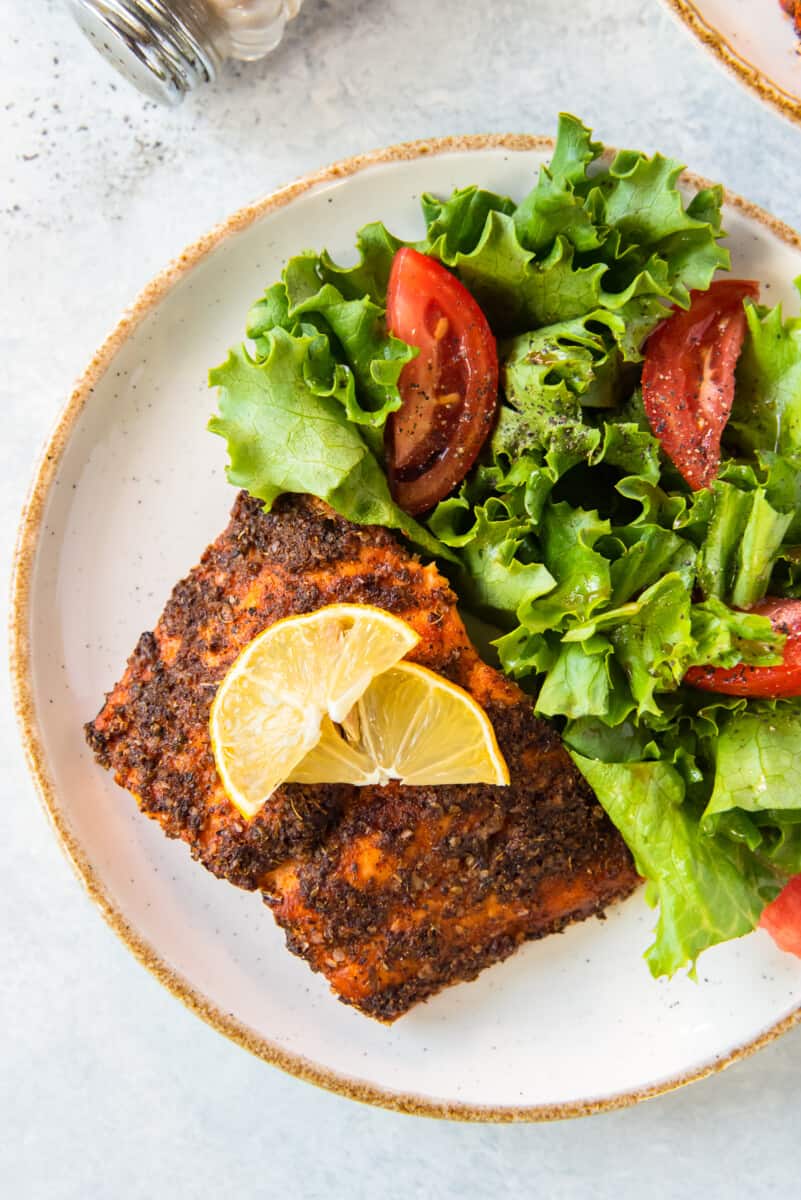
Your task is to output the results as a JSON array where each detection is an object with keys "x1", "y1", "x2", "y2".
[
  {"x1": 556, "y1": 574, "x2": 694, "y2": 719},
  {"x1": 606, "y1": 524, "x2": 695, "y2": 605},
  {"x1": 586, "y1": 154, "x2": 728, "y2": 305},
  {"x1": 508, "y1": 576, "x2": 783, "y2": 727},
  {"x1": 758, "y1": 452, "x2": 801, "y2": 541},
  {"x1": 705, "y1": 703, "x2": 801, "y2": 816},
  {"x1": 422, "y1": 186, "x2": 516, "y2": 260},
  {"x1": 317, "y1": 221, "x2": 406, "y2": 302},
  {"x1": 419, "y1": 115, "x2": 727, "y2": 355},
  {"x1": 562, "y1": 714, "x2": 657, "y2": 763},
  {"x1": 495, "y1": 312, "x2": 623, "y2": 465},
  {"x1": 708, "y1": 809, "x2": 801, "y2": 879},
  {"x1": 605, "y1": 574, "x2": 694, "y2": 716},
  {"x1": 771, "y1": 545, "x2": 801, "y2": 597},
  {"x1": 536, "y1": 636, "x2": 633, "y2": 722},
  {"x1": 443, "y1": 220, "x2": 683, "y2": 355},
  {"x1": 696, "y1": 703, "x2": 801, "y2": 886},
  {"x1": 571, "y1": 755, "x2": 767, "y2": 976},
  {"x1": 247, "y1": 251, "x2": 414, "y2": 437},
  {"x1": 690, "y1": 598, "x2": 784, "y2": 668},
  {"x1": 429, "y1": 495, "x2": 555, "y2": 620},
  {"x1": 512, "y1": 113, "x2": 603, "y2": 254},
  {"x1": 438, "y1": 215, "x2": 611, "y2": 334},
  {"x1": 517, "y1": 502, "x2": 611, "y2": 634},
  {"x1": 731, "y1": 285, "x2": 801, "y2": 456},
  {"x1": 696, "y1": 481, "x2": 792, "y2": 607},
  {"x1": 494, "y1": 625, "x2": 557, "y2": 680},
  {"x1": 208, "y1": 331, "x2": 450, "y2": 561},
  {"x1": 597, "y1": 421, "x2": 662, "y2": 484}
]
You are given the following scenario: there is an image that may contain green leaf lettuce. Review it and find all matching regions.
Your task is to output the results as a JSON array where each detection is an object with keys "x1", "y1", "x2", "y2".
[{"x1": 208, "y1": 331, "x2": 450, "y2": 561}]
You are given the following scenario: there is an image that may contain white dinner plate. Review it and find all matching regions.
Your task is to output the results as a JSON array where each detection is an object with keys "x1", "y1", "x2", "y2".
[
  {"x1": 12, "y1": 135, "x2": 801, "y2": 1121},
  {"x1": 664, "y1": 0, "x2": 801, "y2": 125}
]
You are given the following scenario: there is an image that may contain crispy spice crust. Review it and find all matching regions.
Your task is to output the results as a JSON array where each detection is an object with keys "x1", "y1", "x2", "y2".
[
  {"x1": 85, "y1": 492, "x2": 487, "y2": 887},
  {"x1": 86, "y1": 491, "x2": 638, "y2": 1018},
  {"x1": 265, "y1": 695, "x2": 636, "y2": 1021}
]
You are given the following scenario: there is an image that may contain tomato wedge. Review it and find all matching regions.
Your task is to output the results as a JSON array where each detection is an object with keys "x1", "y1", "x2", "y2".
[
  {"x1": 685, "y1": 598, "x2": 801, "y2": 697},
  {"x1": 760, "y1": 875, "x2": 801, "y2": 958},
  {"x1": 385, "y1": 247, "x2": 498, "y2": 515},
  {"x1": 642, "y1": 279, "x2": 759, "y2": 491}
]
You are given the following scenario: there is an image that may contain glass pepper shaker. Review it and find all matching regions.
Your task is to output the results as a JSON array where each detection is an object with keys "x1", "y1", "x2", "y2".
[{"x1": 65, "y1": 0, "x2": 304, "y2": 105}]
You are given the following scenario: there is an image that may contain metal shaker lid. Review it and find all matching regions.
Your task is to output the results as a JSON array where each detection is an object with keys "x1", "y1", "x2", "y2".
[{"x1": 66, "y1": 0, "x2": 220, "y2": 105}]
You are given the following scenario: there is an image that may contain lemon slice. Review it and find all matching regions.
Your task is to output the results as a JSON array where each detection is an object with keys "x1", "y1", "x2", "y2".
[
  {"x1": 289, "y1": 662, "x2": 509, "y2": 788},
  {"x1": 210, "y1": 604, "x2": 419, "y2": 817}
]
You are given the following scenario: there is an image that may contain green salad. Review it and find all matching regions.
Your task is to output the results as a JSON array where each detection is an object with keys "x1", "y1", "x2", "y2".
[{"x1": 209, "y1": 114, "x2": 801, "y2": 978}]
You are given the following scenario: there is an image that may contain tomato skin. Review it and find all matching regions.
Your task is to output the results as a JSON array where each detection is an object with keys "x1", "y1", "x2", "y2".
[
  {"x1": 760, "y1": 875, "x2": 801, "y2": 957},
  {"x1": 685, "y1": 599, "x2": 801, "y2": 698},
  {"x1": 642, "y1": 279, "x2": 759, "y2": 491},
  {"x1": 385, "y1": 248, "x2": 498, "y2": 515}
]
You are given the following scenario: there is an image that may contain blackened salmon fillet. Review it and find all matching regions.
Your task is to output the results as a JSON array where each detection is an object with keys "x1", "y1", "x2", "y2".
[{"x1": 86, "y1": 491, "x2": 638, "y2": 1019}]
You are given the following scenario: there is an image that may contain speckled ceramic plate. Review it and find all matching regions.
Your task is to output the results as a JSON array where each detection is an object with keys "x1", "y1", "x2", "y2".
[
  {"x1": 664, "y1": 0, "x2": 801, "y2": 125},
  {"x1": 12, "y1": 136, "x2": 801, "y2": 1121}
]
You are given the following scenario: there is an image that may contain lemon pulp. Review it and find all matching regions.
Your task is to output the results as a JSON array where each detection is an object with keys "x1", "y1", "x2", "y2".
[
  {"x1": 210, "y1": 604, "x2": 419, "y2": 818},
  {"x1": 289, "y1": 662, "x2": 509, "y2": 788}
]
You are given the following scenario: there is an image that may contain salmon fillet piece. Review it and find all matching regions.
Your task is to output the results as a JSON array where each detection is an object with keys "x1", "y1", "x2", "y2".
[
  {"x1": 86, "y1": 491, "x2": 638, "y2": 1018},
  {"x1": 87, "y1": 491, "x2": 467, "y2": 888},
  {"x1": 265, "y1": 690, "x2": 638, "y2": 1021}
]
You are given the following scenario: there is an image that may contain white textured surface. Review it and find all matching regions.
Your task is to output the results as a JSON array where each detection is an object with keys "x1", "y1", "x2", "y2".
[{"x1": 3, "y1": 0, "x2": 801, "y2": 1194}]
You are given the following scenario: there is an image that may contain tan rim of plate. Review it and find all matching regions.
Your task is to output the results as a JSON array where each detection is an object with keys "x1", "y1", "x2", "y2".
[
  {"x1": 10, "y1": 133, "x2": 801, "y2": 1122},
  {"x1": 665, "y1": 0, "x2": 801, "y2": 125}
]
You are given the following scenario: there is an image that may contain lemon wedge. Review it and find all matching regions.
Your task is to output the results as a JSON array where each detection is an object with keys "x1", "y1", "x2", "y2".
[
  {"x1": 210, "y1": 604, "x2": 419, "y2": 818},
  {"x1": 289, "y1": 661, "x2": 510, "y2": 788}
]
